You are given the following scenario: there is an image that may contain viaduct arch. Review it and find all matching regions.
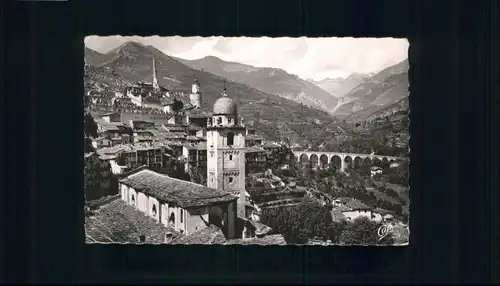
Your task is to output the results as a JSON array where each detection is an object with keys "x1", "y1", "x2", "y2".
[{"x1": 294, "y1": 151, "x2": 405, "y2": 172}]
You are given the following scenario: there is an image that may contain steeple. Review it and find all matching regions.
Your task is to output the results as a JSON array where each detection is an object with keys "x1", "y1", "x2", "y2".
[
  {"x1": 152, "y1": 57, "x2": 159, "y2": 90},
  {"x1": 222, "y1": 78, "x2": 227, "y2": 96}
]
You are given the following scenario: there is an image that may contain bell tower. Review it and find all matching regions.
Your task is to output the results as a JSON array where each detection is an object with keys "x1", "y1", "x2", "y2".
[
  {"x1": 189, "y1": 78, "x2": 202, "y2": 108},
  {"x1": 207, "y1": 81, "x2": 247, "y2": 223},
  {"x1": 152, "y1": 57, "x2": 159, "y2": 91}
]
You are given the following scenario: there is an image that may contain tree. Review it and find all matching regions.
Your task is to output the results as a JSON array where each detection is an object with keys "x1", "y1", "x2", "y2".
[
  {"x1": 260, "y1": 197, "x2": 333, "y2": 244},
  {"x1": 84, "y1": 112, "x2": 98, "y2": 138},
  {"x1": 172, "y1": 99, "x2": 184, "y2": 112},
  {"x1": 84, "y1": 154, "x2": 102, "y2": 201},
  {"x1": 338, "y1": 216, "x2": 394, "y2": 245}
]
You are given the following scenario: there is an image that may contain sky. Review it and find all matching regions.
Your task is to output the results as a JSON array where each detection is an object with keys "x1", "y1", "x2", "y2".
[{"x1": 85, "y1": 36, "x2": 408, "y2": 81}]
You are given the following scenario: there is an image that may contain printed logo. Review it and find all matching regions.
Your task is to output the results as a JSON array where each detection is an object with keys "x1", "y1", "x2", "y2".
[{"x1": 377, "y1": 223, "x2": 394, "y2": 241}]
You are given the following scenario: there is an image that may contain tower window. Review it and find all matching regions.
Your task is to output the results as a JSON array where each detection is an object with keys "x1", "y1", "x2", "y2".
[
  {"x1": 227, "y1": 132, "x2": 234, "y2": 146},
  {"x1": 229, "y1": 177, "x2": 234, "y2": 183},
  {"x1": 152, "y1": 204, "x2": 157, "y2": 216},
  {"x1": 229, "y1": 154, "x2": 233, "y2": 160}
]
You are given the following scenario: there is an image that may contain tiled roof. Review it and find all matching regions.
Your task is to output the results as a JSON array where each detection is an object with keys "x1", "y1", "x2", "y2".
[
  {"x1": 160, "y1": 98, "x2": 174, "y2": 106},
  {"x1": 85, "y1": 152, "x2": 95, "y2": 159},
  {"x1": 373, "y1": 208, "x2": 393, "y2": 215},
  {"x1": 246, "y1": 134, "x2": 263, "y2": 140},
  {"x1": 185, "y1": 136, "x2": 201, "y2": 141},
  {"x1": 245, "y1": 146, "x2": 266, "y2": 153},
  {"x1": 186, "y1": 142, "x2": 207, "y2": 151},
  {"x1": 85, "y1": 199, "x2": 180, "y2": 244},
  {"x1": 224, "y1": 234, "x2": 287, "y2": 245},
  {"x1": 331, "y1": 209, "x2": 348, "y2": 221},
  {"x1": 333, "y1": 205, "x2": 352, "y2": 212},
  {"x1": 98, "y1": 153, "x2": 116, "y2": 160},
  {"x1": 119, "y1": 169, "x2": 237, "y2": 208},
  {"x1": 249, "y1": 221, "x2": 273, "y2": 236},
  {"x1": 98, "y1": 142, "x2": 173, "y2": 154},
  {"x1": 185, "y1": 107, "x2": 212, "y2": 118},
  {"x1": 336, "y1": 198, "x2": 372, "y2": 211},
  {"x1": 260, "y1": 142, "x2": 282, "y2": 149},
  {"x1": 169, "y1": 225, "x2": 227, "y2": 245}
]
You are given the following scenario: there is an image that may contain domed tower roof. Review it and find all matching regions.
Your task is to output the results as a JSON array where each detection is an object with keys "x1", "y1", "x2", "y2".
[
  {"x1": 213, "y1": 79, "x2": 237, "y2": 115},
  {"x1": 213, "y1": 97, "x2": 237, "y2": 115}
]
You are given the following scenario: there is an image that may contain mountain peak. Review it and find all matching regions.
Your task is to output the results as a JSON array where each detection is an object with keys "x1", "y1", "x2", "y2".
[{"x1": 107, "y1": 41, "x2": 149, "y2": 55}]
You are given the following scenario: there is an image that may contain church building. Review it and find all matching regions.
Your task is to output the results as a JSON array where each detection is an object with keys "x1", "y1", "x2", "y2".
[{"x1": 116, "y1": 82, "x2": 265, "y2": 241}]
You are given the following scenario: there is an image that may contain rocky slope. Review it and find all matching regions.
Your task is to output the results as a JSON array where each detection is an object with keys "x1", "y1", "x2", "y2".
[{"x1": 333, "y1": 60, "x2": 409, "y2": 119}]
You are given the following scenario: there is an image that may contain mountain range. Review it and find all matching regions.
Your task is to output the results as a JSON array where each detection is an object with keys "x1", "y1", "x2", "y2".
[
  {"x1": 174, "y1": 55, "x2": 339, "y2": 114},
  {"x1": 84, "y1": 41, "x2": 409, "y2": 148},
  {"x1": 308, "y1": 73, "x2": 372, "y2": 99},
  {"x1": 84, "y1": 42, "x2": 337, "y2": 144},
  {"x1": 332, "y1": 60, "x2": 409, "y2": 120}
]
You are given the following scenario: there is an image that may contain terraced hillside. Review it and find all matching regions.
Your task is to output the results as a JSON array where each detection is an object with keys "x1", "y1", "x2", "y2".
[{"x1": 84, "y1": 43, "x2": 338, "y2": 145}]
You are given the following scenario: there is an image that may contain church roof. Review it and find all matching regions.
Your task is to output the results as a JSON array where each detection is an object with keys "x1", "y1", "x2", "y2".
[
  {"x1": 213, "y1": 96, "x2": 237, "y2": 115},
  {"x1": 85, "y1": 199, "x2": 180, "y2": 244},
  {"x1": 119, "y1": 169, "x2": 237, "y2": 208},
  {"x1": 169, "y1": 225, "x2": 227, "y2": 245}
]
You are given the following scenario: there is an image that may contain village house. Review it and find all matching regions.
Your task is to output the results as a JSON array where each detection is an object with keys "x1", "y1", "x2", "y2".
[
  {"x1": 370, "y1": 166, "x2": 384, "y2": 177},
  {"x1": 245, "y1": 146, "x2": 267, "y2": 174},
  {"x1": 332, "y1": 198, "x2": 374, "y2": 221},
  {"x1": 182, "y1": 142, "x2": 207, "y2": 173},
  {"x1": 98, "y1": 142, "x2": 175, "y2": 173},
  {"x1": 84, "y1": 152, "x2": 113, "y2": 200},
  {"x1": 245, "y1": 129, "x2": 264, "y2": 147}
]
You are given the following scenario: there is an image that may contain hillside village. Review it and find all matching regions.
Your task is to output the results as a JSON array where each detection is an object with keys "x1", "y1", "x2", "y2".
[{"x1": 84, "y1": 41, "x2": 410, "y2": 245}]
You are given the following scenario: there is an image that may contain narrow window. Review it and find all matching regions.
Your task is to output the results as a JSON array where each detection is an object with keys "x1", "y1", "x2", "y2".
[
  {"x1": 229, "y1": 154, "x2": 233, "y2": 160},
  {"x1": 229, "y1": 177, "x2": 234, "y2": 183},
  {"x1": 152, "y1": 204, "x2": 157, "y2": 216},
  {"x1": 180, "y1": 209, "x2": 184, "y2": 223},
  {"x1": 227, "y1": 132, "x2": 234, "y2": 146}
]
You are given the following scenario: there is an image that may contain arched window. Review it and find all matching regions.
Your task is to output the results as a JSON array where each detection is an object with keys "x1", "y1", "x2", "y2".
[
  {"x1": 152, "y1": 204, "x2": 157, "y2": 216},
  {"x1": 217, "y1": 117, "x2": 222, "y2": 125},
  {"x1": 180, "y1": 209, "x2": 184, "y2": 223},
  {"x1": 227, "y1": 132, "x2": 234, "y2": 146},
  {"x1": 169, "y1": 213, "x2": 175, "y2": 227}
]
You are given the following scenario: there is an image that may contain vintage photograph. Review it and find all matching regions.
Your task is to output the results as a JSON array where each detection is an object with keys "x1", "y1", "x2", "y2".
[{"x1": 84, "y1": 36, "x2": 410, "y2": 245}]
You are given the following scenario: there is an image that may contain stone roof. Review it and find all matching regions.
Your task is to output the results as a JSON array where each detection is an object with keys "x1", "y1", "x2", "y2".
[
  {"x1": 169, "y1": 225, "x2": 227, "y2": 245},
  {"x1": 85, "y1": 199, "x2": 180, "y2": 244},
  {"x1": 119, "y1": 169, "x2": 237, "y2": 208}
]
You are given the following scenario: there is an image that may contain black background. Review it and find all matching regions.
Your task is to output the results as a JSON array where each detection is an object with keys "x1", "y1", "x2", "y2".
[{"x1": 2, "y1": 0, "x2": 498, "y2": 284}]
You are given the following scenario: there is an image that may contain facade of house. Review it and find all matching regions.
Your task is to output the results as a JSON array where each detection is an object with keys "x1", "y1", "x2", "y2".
[
  {"x1": 84, "y1": 152, "x2": 113, "y2": 200},
  {"x1": 119, "y1": 168, "x2": 239, "y2": 237},
  {"x1": 332, "y1": 198, "x2": 377, "y2": 221}
]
